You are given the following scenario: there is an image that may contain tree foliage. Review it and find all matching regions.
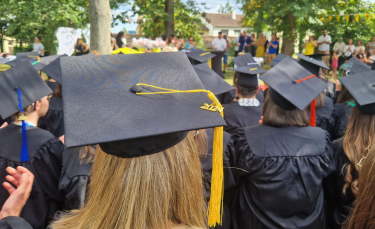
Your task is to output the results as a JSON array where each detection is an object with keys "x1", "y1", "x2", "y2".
[
  {"x1": 132, "y1": 0, "x2": 208, "y2": 43},
  {"x1": 218, "y1": 0, "x2": 234, "y2": 14}
]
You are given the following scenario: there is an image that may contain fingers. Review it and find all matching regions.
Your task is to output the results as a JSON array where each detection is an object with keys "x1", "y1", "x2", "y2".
[
  {"x1": 17, "y1": 173, "x2": 31, "y2": 197},
  {"x1": 6, "y1": 167, "x2": 22, "y2": 186},
  {"x1": 3, "y1": 182, "x2": 16, "y2": 195},
  {"x1": 16, "y1": 167, "x2": 34, "y2": 194},
  {"x1": 5, "y1": 175, "x2": 19, "y2": 187},
  {"x1": 0, "y1": 122, "x2": 8, "y2": 129}
]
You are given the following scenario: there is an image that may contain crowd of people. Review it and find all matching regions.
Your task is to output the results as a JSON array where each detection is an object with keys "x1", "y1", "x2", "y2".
[{"x1": 0, "y1": 27, "x2": 374, "y2": 229}]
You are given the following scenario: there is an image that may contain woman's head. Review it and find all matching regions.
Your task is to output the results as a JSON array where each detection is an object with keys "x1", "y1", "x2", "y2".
[
  {"x1": 189, "y1": 37, "x2": 194, "y2": 44},
  {"x1": 337, "y1": 85, "x2": 354, "y2": 104},
  {"x1": 335, "y1": 50, "x2": 340, "y2": 55},
  {"x1": 53, "y1": 83, "x2": 62, "y2": 98},
  {"x1": 360, "y1": 47, "x2": 365, "y2": 54},
  {"x1": 116, "y1": 32, "x2": 125, "y2": 40},
  {"x1": 343, "y1": 105, "x2": 375, "y2": 196},
  {"x1": 34, "y1": 36, "x2": 42, "y2": 43},
  {"x1": 77, "y1": 38, "x2": 83, "y2": 45},
  {"x1": 348, "y1": 39, "x2": 353, "y2": 45},
  {"x1": 262, "y1": 91, "x2": 310, "y2": 127},
  {"x1": 357, "y1": 40, "x2": 363, "y2": 46},
  {"x1": 259, "y1": 32, "x2": 263, "y2": 39},
  {"x1": 309, "y1": 35, "x2": 314, "y2": 41},
  {"x1": 11, "y1": 96, "x2": 50, "y2": 122},
  {"x1": 166, "y1": 35, "x2": 175, "y2": 45},
  {"x1": 344, "y1": 146, "x2": 375, "y2": 229},
  {"x1": 49, "y1": 132, "x2": 207, "y2": 229}
]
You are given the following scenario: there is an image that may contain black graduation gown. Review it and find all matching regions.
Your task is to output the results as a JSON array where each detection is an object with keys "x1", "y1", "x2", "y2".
[
  {"x1": 231, "y1": 125, "x2": 335, "y2": 229},
  {"x1": 0, "y1": 124, "x2": 64, "y2": 229},
  {"x1": 333, "y1": 103, "x2": 353, "y2": 140},
  {"x1": 38, "y1": 97, "x2": 64, "y2": 138},
  {"x1": 0, "y1": 217, "x2": 32, "y2": 229},
  {"x1": 59, "y1": 147, "x2": 93, "y2": 210},
  {"x1": 308, "y1": 95, "x2": 337, "y2": 140},
  {"x1": 217, "y1": 89, "x2": 265, "y2": 105},
  {"x1": 324, "y1": 138, "x2": 356, "y2": 229},
  {"x1": 223, "y1": 100, "x2": 263, "y2": 140},
  {"x1": 201, "y1": 129, "x2": 235, "y2": 229}
]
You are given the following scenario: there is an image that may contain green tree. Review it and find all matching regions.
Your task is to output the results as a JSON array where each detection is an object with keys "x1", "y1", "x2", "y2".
[{"x1": 218, "y1": 0, "x2": 234, "y2": 14}]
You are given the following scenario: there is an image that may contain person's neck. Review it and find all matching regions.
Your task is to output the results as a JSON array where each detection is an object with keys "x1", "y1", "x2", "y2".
[
  {"x1": 13, "y1": 114, "x2": 39, "y2": 127},
  {"x1": 238, "y1": 94, "x2": 256, "y2": 100}
]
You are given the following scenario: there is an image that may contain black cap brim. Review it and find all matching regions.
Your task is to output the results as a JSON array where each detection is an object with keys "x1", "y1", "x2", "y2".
[{"x1": 193, "y1": 63, "x2": 233, "y2": 95}]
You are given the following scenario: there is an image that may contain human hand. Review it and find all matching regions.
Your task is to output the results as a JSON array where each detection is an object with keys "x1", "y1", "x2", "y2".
[
  {"x1": 0, "y1": 167, "x2": 34, "y2": 219},
  {"x1": 0, "y1": 122, "x2": 8, "y2": 129},
  {"x1": 59, "y1": 135, "x2": 65, "y2": 144},
  {"x1": 259, "y1": 116, "x2": 264, "y2": 125}
]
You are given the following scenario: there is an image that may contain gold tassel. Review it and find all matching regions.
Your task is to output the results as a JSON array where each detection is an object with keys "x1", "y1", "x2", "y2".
[
  {"x1": 337, "y1": 15, "x2": 341, "y2": 22},
  {"x1": 346, "y1": 14, "x2": 350, "y2": 23},
  {"x1": 354, "y1": 14, "x2": 359, "y2": 22},
  {"x1": 209, "y1": 58, "x2": 212, "y2": 69}
]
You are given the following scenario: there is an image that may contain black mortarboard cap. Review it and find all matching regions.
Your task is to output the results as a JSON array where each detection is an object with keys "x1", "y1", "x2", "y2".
[
  {"x1": 40, "y1": 55, "x2": 62, "y2": 65},
  {"x1": 261, "y1": 56, "x2": 327, "y2": 110},
  {"x1": 232, "y1": 53, "x2": 258, "y2": 68},
  {"x1": 6, "y1": 56, "x2": 46, "y2": 71},
  {"x1": 340, "y1": 71, "x2": 375, "y2": 114},
  {"x1": 297, "y1": 53, "x2": 329, "y2": 77},
  {"x1": 193, "y1": 63, "x2": 233, "y2": 95},
  {"x1": 61, "y1": 53, "x2": 226, "y2": 154},
  {"x1": 41, "y1": 54, "x2": 68, "y2": 84},
  {"x1": 270, "y1": 53, "x2": 293, "y2": 67},
  {"x1": 0, "y1": 61, "x2": 52, "y2": 119},
  {"x1": 304, "y1": 53, "x2": 330, "y2": 61},
  {"x1": 15, "y1": 52, "x2": 39, "y2": 61},
  {"x1": 340, "y1": 57, "x2": 372, "y2": 75},
  {"x1": 229, "y1": 66, "x2": 266, "y2": 88},
  {"x1": 186, "y1": 49, "x2": 216, "y2": 64}
]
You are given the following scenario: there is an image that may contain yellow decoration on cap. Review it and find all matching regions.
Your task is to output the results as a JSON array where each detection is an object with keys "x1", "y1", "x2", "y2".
[
  {"x1": 200, "y1": 52, "x2": 211, "y2": 56},
  {"x1": 135, "y1": 83, "x2": 224, "y2": 227}
]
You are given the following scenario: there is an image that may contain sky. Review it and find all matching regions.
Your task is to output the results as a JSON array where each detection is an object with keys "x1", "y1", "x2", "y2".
[{"x1": 110, "y1": 0, "x2": 242, "y2": 33}]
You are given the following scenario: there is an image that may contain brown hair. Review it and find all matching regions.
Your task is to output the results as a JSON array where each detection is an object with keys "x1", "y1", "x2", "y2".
[
  {"x1": 263, "y1": 92, "x2": 310, "y2": 127},
  {"x1": 192, "y1": 130, "x2": 208, "y2": 158},
  {"x1": 343, "y1": 106, "x2": 375, "y2": 196},
  {"x1": 312, "y1": 92, "x2": 324, "y2": 109},
  {"x1": 53, "y1": 83, "x2": 62, "y2": 98},
  {"x1": 232, "y1": 72, "x2": 238, "y2": 86},
  {"x1": 78, "y1": 146, "x2": 97, "y2": 165},
  {"x1": 337, "y1": 85, "x2": 354, "y2": 104},
  {"x1": 344, "y1": 146, "x2": 375, "y2": 229},
  {"x1": 50, "y1": 134, "x2": 207, "y2": 229},
  {"x1": 10, "y1": 99, "x2": 42, "y2": 122},
  {"x1": 166, "y1": 35, "x2": 174, "y2": 45}
]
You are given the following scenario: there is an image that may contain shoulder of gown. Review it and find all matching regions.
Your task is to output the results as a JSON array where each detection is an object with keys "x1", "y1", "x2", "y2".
[
  {"x1": 59, "y1": 147, "x2": 94, "y2": 210},
  {"x1": 333, "y1": 103, "x2": 353, "y2": 140}
]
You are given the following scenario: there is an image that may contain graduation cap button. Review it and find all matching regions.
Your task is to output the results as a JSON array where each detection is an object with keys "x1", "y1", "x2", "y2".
[{"x1": 131, "y1": 85, "x2": 143, "y2": 93}]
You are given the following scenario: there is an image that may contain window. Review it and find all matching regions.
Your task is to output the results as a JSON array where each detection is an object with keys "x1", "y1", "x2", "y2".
[
  {"x1": 199, "y1": 33, "x2": 204, "y2": 36},
  {"x1": 234, "y1": 30, "x2": 241, "y2": 36},
  {"x1": 221, "y1": 30, "x2": 229, "y2": 35},
  {"x1": 8, "y1": 41, "x2": 13, "y2": 45}
]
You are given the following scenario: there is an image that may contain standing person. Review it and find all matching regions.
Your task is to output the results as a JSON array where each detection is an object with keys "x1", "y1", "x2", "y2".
[
  {"x1": 355, "y1": 40, "x2": 365, "y2": 55},
  {"x1": 317, "y1": 30, "x2": 332, "y2": 76},
  {"x1": 115, "y1": 32, "x2": 126, "y2": 49},
  {"x1": 344, "y1": 39, "x2": 356, "y2": 61},
  {"x1": 303, "y1": 35, "x2": 318, "y2": 55},
  {"x1": 0, "y1": 63, "x2": 64, "y2": 229},
  {"x1": 74, "y1": 38, "x2": 89, "y2": 56},
  {"x1": 250, "y1": 33, "x2": 256, "y2": 57},
  {"x1": 366, "y1": 36, "x2": 375, "y2": 53},
  {"x1": 32, "y1": 36, "x2": 45, "y2": 57},
  {"x1": 110, "y1": 33, "x2": 118, "y2": 51},
  {"x1": 211, "y1": 32, "x2": 227, "y2": 51},
  {"x1": 332, "y1": 50, "x2": 339, "y2": 79},
  {"x1": 231, "y1": 58, "x2": 335, "y2": 229},
  {"x1": 266, "y1": 33, "x2": 279, "y2": 63},
  {"x1": 233, "y1": 32, "x2": 242, "y2": 57},
  {"x1": 238, "y1": 30, "x2": 252, "y2": 53},
  {"x1": 333, "y1": 37, "x2": 346, "y2": 66},
  {"x1": 222, "y1": 34, "x2": 231, "y2": 73},
  {"x1": 255, "y1": 32, "x2": 266, "y2": 58},
  {"x1": 185, "y1": 37, "x2": 197, "y2": 51},
  {"x1": 325, "y1": 71, "x2": 375, "y2": 229}
]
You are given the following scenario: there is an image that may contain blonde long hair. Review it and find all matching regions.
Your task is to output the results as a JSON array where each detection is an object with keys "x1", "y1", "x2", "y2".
[
  {"x1": 50, "y1": 133, "x2": 207, "y2": 229},
  {"x1": 343, "y1": 106, "x2": 375, "y2": 196}
]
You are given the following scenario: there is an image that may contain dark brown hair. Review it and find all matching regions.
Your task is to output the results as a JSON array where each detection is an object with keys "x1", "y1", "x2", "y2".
[
  {"x1": 233, "y1": 72, "x2": 238, "y2": 85},
  {"x1": 166, "y1": 35, "x2": 174, "y2": 44},
  {"x1": 236, "y1": 84, "x2": 258, "y2": 98},
  {"x1": 53, "y1": 83, "x2": 62, "y2": 98},
  {"x1": 343, "y1": 105, "x2": 375, "y2": 196},
  {"x1": 337, "y1": 85, "x2": 355, "y2": 104},
  {"x1": 78, "y1": 146, "x2": 97, "y2": 164},
  {"x1": 263, "y1": 92, "x2": 310, "y2": 127}
]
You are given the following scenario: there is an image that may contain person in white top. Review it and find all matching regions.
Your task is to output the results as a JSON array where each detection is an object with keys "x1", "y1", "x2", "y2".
[
  {"x1": 343, "y1": 39, "x2": 355, "y2": 60},
  {"x1": 366, "y1": 36, "x2": 375, "y2": 53},
  {"x1": 211, "y1": 32, "x2": 227, "y2": 51},
  {"x1": 317, "y1": 30, "x2": 331, "y2": 77},
  {"x1": 234, "y1": 32, "x2": 243, "y2": 57},
  {"x1": 355, "y1": 40, "x2": 365, "y2": 54},
  {"x1": 333, "y1": 37, "x2": 346, "y2": 66}
]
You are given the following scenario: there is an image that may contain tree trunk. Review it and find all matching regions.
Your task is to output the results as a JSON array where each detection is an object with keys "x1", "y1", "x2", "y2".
[
  {"x1": 89, "y1": 0, "x2": 111, "y2": 55},
  {"x1": 282, "y1": 13, "x2": 297, "y2": 56},
  {"x1": 164, "y1": 0, "x2": 174, "y2": 37}
]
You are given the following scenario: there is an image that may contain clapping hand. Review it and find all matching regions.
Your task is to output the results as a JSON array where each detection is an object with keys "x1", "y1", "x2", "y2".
[{"x1": 0, "y1": 167, "x2": 34, "y2": 219}]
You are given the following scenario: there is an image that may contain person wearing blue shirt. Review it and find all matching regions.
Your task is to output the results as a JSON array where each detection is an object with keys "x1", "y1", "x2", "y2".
[
  {"x1": 185, "y1": 37, "x2": 197, "y2": 51},
  {"x1": 267, "y1": 33, "x2": 279, "y2": 63},
  {"x1": 239, "y1": 30, "x2": 252, "y2": 53}
]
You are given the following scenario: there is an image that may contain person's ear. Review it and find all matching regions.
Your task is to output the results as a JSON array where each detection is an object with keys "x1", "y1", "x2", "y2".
[
  {"x1": 34, "y1": 100, "x2": 41, "y2": 111},
  {"x1": 235, "y1": 86, "x2": 238, "y2": 95}
]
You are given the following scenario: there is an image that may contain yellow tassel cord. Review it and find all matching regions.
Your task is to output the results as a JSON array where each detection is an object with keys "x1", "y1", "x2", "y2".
[
  {"x1": 135, "y1": 83, "x2": 224, "y2": 227},
  {"x1": 209, "y1": 59, "x2": 212, "y2": 69}
]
